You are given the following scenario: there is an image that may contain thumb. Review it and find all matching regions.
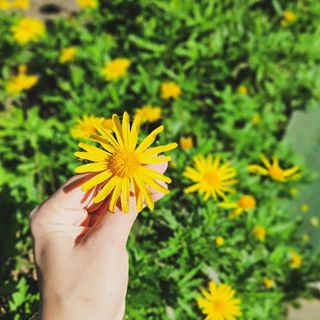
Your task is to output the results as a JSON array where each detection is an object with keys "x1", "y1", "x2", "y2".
[{"x1": 83, "y1": 161, "x2": 169, "y2": 248}]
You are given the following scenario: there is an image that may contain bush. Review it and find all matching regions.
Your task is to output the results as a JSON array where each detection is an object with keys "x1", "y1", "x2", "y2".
[{"x1": 0, "y1": 0, "x2": 320, "y2": 319}]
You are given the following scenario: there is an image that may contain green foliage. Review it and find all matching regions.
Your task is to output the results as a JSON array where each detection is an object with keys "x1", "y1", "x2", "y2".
[{"x1": 0, "y1": 0, "x2": 320, "y2": 319}]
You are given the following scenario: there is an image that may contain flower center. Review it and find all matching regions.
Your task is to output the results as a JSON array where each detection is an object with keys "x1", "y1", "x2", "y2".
[
  {"x1": 212, "y1": 299, "x2": 226, "y2": 313},
  {"x1": 268, "y1": 166, "x2": 284, "y2": 180},
  {"x1": 204, "y1": 172, "x2": 221, "y2": 186},
  {"x1": 238, "y1": 195, "x2": 256, "y2": 209},
  {"x1": 107, "y1": 150, "x2": 140, "y2": 178}
]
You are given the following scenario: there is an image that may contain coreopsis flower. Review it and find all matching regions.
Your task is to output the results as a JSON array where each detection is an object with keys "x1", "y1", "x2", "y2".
[
  {"x1": 74, "y1": 112, "x2": 177, "y2": 213},
  {"x1": 161, "y1": 81, "x2": 182, "y2": 100},
  {"x1": 219, "y1": 194, "x2": 256, "y2": 219},
  {"x1": 248, "y1": 154, "x2": 299, "y2": 182},
  {"x1": 197, "y1": 281, "x2": 241, "y2": 320},
  {"x1": 10, "y1": 0, "x2": 30, "y2": 9},
  {"x1": 11, "y1": 17, "x2": 45, "y2": 45},
  {"x1": 253, "y1": 225, "x2": 266, "y2": 241},
  {"x1": 6, "y1": 64, "x2": 38, "y2": 95},
  {"x1": 59, "y1": 47, "x2": 77, "y2": 63},
  {"x1": 215, "y1": 236, "x2": 224, "y2": 246},
  {"x1": 251, "y1": 113, "x2": 261, "y2": 125},
  {"x1": 281, "y1": 10, "x2": 296, "y2": 26},
  {"x1": 184, "y1": 155, "x2": 238, "y2": 201},
  {"x1": 237, "y1": 85, "x2": 248, "y2": 95},
  {"x1": 263, "y1": 278, "x2": 274, "y2": 289},
  {"x1": 134, "y1": 105, "x2": 162, "y2": 124},
  {"x1": 71, "y1": 115, "x2": 108, "y2": 139},
  {"x1": 290, "y1": 251, "x2": 302, "y2": 269},
  {"x1": 76, "y1": 0, "x2": 98, "y2": 9},
  {"x1": 101, "y1": 58, "x2": 131, "y2": 81},
  {"x1": 179, "y1": 136, "x2": 193, "y2": 150}
]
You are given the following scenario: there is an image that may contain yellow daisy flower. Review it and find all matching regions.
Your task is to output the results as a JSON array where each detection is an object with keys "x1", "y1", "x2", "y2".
[
  {"x1": 281, "y1": 10, "x2": 296, "y2": 26},
  {"x1": 74, "y1": 112, "x2": 177, "y2": 213},
  {"x1": 10, "y1": 0, "x2": 30, "y2": 9},
  {"x1": 184, "y1": 155, "x2": 238, "y2": 201},
  {"x1": 179, "y1": 136, "x2": 193, "y2": 150},
  {"x1": 290, "y1": 187, "x2": 298, "y2": 197},
  {"x1": 215, "y1": 236, "x2": 224, "y2": 246},
  {"x1": 253, "y1": 225, "x2": 266, "y2": 241},
  {"x1": 101, "y1": 58, "x2": 131, "y2": 81},
  {"x1": 59, "y1": 47, "x2": 77, "y2": 63},
  {"x1": 290, "y1": 251, "x2": 302, "y2": 269},
  {"x1": 310, "y1": 216, "x2": 319, "y2": 227},
  {"x1": 11, "y1": 17, "x2": 45, "y2": 45},
  {"x1": 237, "y1": 85, "x2": 248, "y2": 95},
  {"x1": 219, "y1": 194, "x2": 256, "y2": 219},
  {"x1": 197, "y1": 281, "x2": 241, "y2": 320},
  {"x1": 0, "y1": 0, "x2": 11, "y2": 10},
  {"x1": 71, "y1": 115, "x2": 107, "y2": 139},
  {"x1": 251, "y1": 113, "x2": 261, "y2": 125},
  {"x1": 134, "y1": 105, "x2": 162, "y2": 124},
  {"x1": 302, "y1": 233, "x2": 309, "y2": 242},
  {"x1": 300, "y1": 203, "x2": 309, "y2": 213},
  {"x1": 263, "y1": 278, "x2": 274, "y2": 289},
  {"x1": 6, "y1": 64, "x2": 38, "y2": 95},
  {"x1": 161, "y1": 81, "x2": 182, "y2": 100},
  {"x1": 248, "y1": 154, "x2": 299, "y2": 182},
  {"x1": 76, "y1": 0, "x2": 98, "y2": 9}
]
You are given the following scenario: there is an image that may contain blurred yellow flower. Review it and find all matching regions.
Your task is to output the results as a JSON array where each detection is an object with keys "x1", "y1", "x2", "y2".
[
  {"x1": 290, "y1": 187, "x2": 298, "y2": 197},
  {"x1": 59, "y1": 47, "x2": 77, "y2": 63},
  {"x1": 310, "y1": 216, "x2": 319, "y2": 227},
  {"x1": 248, "y1": 154, "x2": 299, "y2": 182},
  {"x1": 263, "y1": 278, "x2": 274, "y2": 289},
  {"x1": 184, "y1": 155, "x2": 238, "y2": 201},
  {"x1": 11, "y1": 17, "x2": 45, "y2": 45},
  {"x1": 300, "y1": 203, "x2": 309, "y2": 213},
  {"x1": 215, "y1": 236, "x2": 225, "y2": 246},
  {"x1": 6, "y1": 64, "x2": 38, "y2": 95},
  {"x1": 101, "y1": 58, "x2": 131, "y2": 81},
  {"x1": 10, "y1": 0, "x2": 29, "y2": 9},
  {"x1": 134, "y1": 105, "x2": 162, "y2": 124},
  {"x1": 161, "y1": 81, "x2": 182, "y2": 100},
  {"x1": 0, "y1": 0, "x2": 10, "y2": 10},
  {"x1": 179, "y1": 136, "x2": 193, "y2": 150},
  {"x1": 281, "y1": 10, "x2": 296, "y2": 26},
  {"x1": 71, "y1": 115, "x2": 106, "y2": 139},
  {"x1": 74, "y1": 112, "x2": 177, "y2": 212},
  {"x1": 238, "y1": 85, "x2": 248, "y2": 95},
  {"x1": 77, "y1": 0, "x2": 98, "y2": 9},
  {"x1": 197, "y1": 281, "x2": 241, "y2": 320},
  {"x1": 302, "y1": 233, "x2": 309, "y2": 242},
  {"x1": 290, "y1": 251, "x2": 302, "y2": 269},
  {"x1": 219, "y1": 194, "x2": 256, "y2": 219},
  {"x1": 251, "y1": 113, "x2": 261, "y2": 125},
  {"x1": 253, "y1": 225, "x2": 266, "y2": 241}
]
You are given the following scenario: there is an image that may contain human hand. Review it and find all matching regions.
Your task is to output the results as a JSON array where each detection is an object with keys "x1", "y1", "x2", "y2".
[{"x1": 30, "y1": 162, "x2": 168, "y2": 320}]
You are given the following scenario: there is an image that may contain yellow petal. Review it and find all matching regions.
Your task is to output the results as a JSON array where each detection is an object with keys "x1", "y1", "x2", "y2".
[
  {"x1": 248, "y1": 165, "x2": 269, "y2": 175},
  {"x1": 136, "y1": 125, "x2": 164, "y2": 153},
  {"x1": 139, "y1": 143, "x2": 178, "y2": 157},
  {"x1": 109, "y1": 178, "x2": 123, "y2": 212},
  {"x1": 184, "y1": 183, "x2": 201, "y2": 193},
  {"x1": 81, "y1": 170, "x2": 112, "y2": 191},
  {"x1": 122, "y1": 112, "x2": 130, "y2": 148},
  {"x1": 141, "y1": 173, "x2": 170, "y2": 194},
  {"x1": 74, "y1": 151, "x2": 104, "y2": 162},
  {"x1": 78, "y1": 142, "x2": 109, "y2": 158},
  {"x1": 129, "y1": 115, "x2": 140, "y2": 150},
  {"x1": 284, "y1": 166, "x2": 299, "y2": 177},
  {"x1": 112, "y1": 114, "x2": 125, "y2": 148},
  {"x1": 133, "y1": 175, "x2": 154, "y2": 210},
  {"x1": 94, "y1": 177, "x2": 117, "y2": 203},
  {"x1": 75, "y1": 162, "x2": 106, "y2": 173},
  {"x1": 140, "y1": 166, "x2": 172, "y2": 183},
  {"x1": 121, "y1": 178, "x2": 130, "y2": 213},
  {"x1": 139, "y1": 156, "x2": 171, "y2": 164},
  {"x1": 260, "y1": 154, "x2": 271, "y2": 168},
  {"x1": 89, "y1": 135, "x2": 115, "y2": 153}
]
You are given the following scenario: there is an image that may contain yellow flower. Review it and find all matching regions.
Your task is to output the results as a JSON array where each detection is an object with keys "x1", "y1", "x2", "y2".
[
  {"x1": 59, "y1": 47, "x2": 77, "y2": 63},
  {"x1": 134, "y1": 105, "x2": 162, "y2": 124},
  {"x1": 10, "y1": 0, "x2": 30, "y2": 9},
  {"x1": 219, "y1": 194, "x2": 256, "y2": 219},
  {"x1": 161, "y1": 81, "x2": 182, "y2": 100},
  {"x1": 290, "y1": 187, "x2": 298, "y2": 197},
  {"x1": 281, "y1": 10, "x2": 296, "y2": 26},
  {"x1": 74, "y1": 112, "x2": 177, "y2": 213},
  {"x1": 215, "y1": 236, "x2": 224, "y2": 246},
  {"x1": 248, "y1": 154, "x2": 299, "y2": 182},
  {"x1": 184, "y1": 155, "x2": 238, "y2": 201},
  {"x1": 251, "y1": 113, "x2": 261, "y2": 125},
  {"x1": 11, "y1": 17, "x2": 45, "y2": 45},
  {"x1": 302, "y1": 233, "x2": 309, "y2": 242},
  {"x1": 310, "y1": 216, "x2": 319, "y2": 227},
  {"x1": 71, "y1": 115, "x2": 106, "y2": 139},
  {"x1": 263, "y1": 278, "x2": 274, "y2": 289},
  {"x1": 6, "y1": 64, "x2": 38, "y2": 95},
  {"x1": 0, "y1": 0, "x2": 10, "y2": 10},
  {"x1": 290, "y1": 251, "x2": 302, "y2": 269},
  {"x1": 197, "y1": 281, "x2": 241, "y2": 320},
  {"x1": 300, "y1": 203, "x2": 309, "y2": 213},
  {"x1": 101, "y1": 58, "x2": 131, "y2": 81},
  {"x1": 76, "y1": 0, "x2": 98, "y2": 9},
  {"x1": 238, "y1": 85, "x2": 248, "y2": 95},
  {"x1": 253, "y1": 225, "x2": 266, "y2": 241},
  {"x1": 179, "y1": 136, "x2": 193, "y2": 150}
]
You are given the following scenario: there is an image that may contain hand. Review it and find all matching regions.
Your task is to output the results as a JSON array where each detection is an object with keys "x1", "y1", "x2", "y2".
[{"x1": 30, "y1": 162, "x2": 168, "y2": 320}]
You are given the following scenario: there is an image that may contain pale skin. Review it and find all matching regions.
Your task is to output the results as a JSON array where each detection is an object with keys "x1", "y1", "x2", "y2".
[{"x1": 30, "y1": 162, "x2": 168, "y2": 320}]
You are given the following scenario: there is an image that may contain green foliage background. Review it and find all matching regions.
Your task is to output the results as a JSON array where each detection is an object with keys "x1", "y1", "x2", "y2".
[{"x1": 0, "y1": 0, "x2": 320, "y2": 319}]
